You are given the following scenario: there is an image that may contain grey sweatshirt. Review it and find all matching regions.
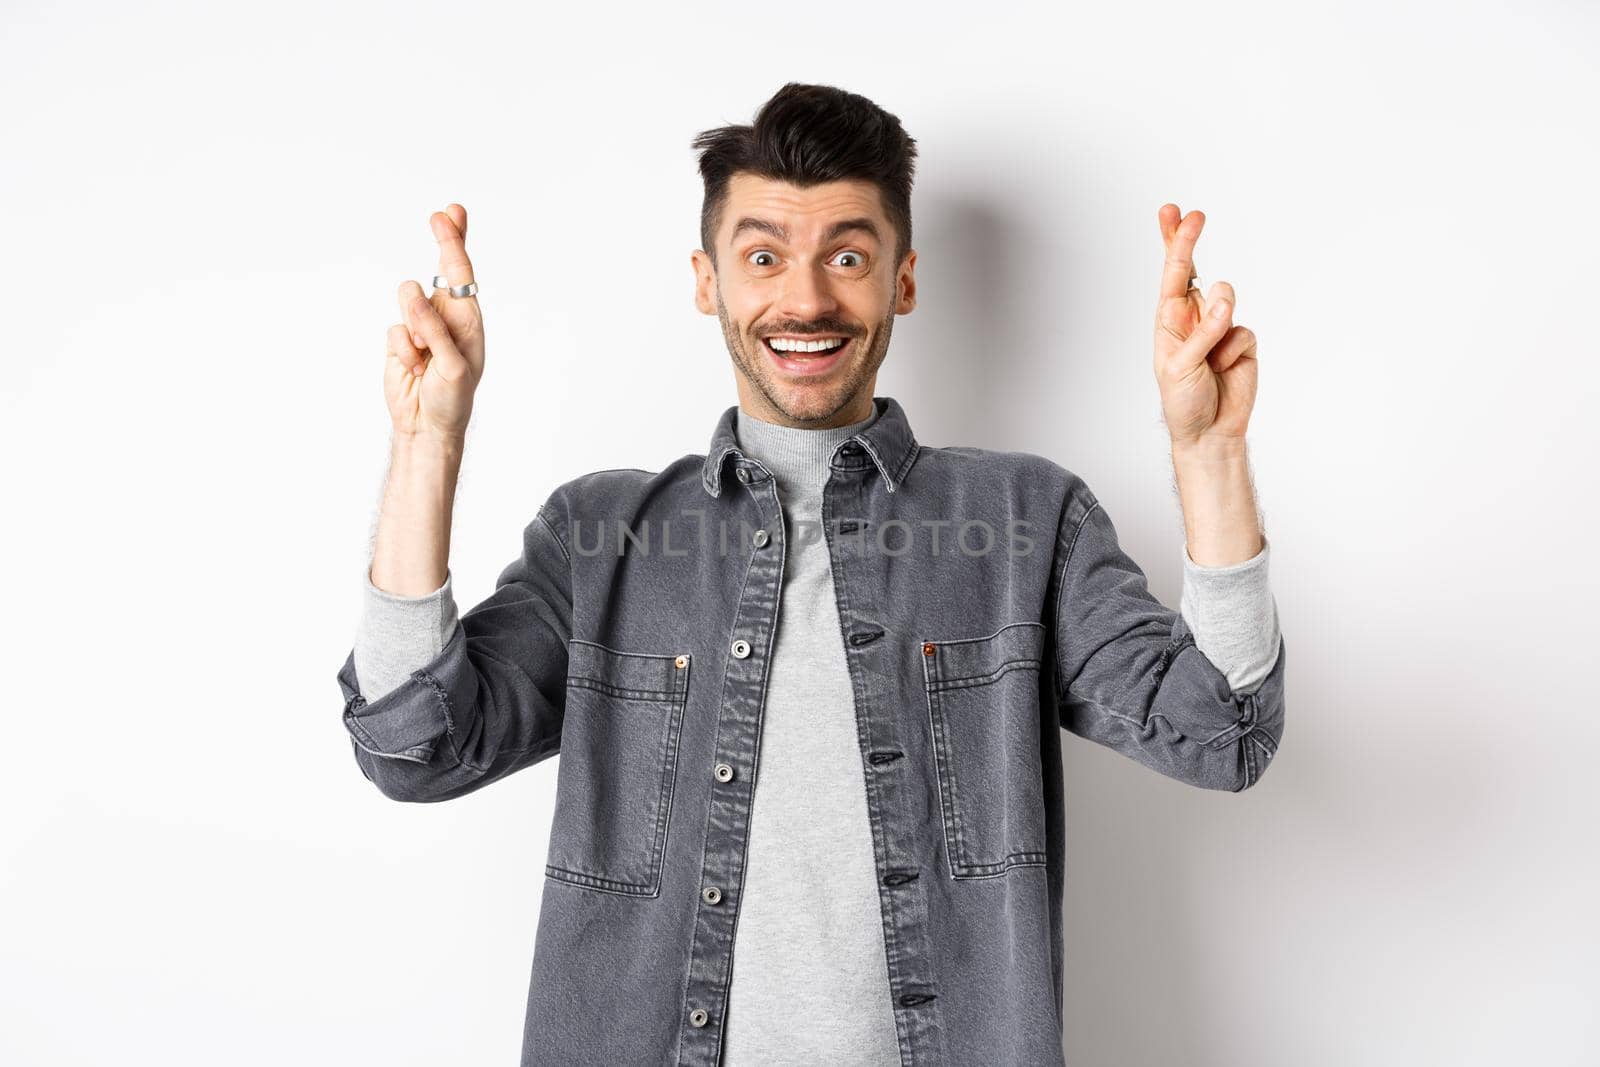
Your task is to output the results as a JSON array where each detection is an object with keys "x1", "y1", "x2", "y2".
[{"x1": 351, "y1": 414, "x2": 1281, "y2": 1062}]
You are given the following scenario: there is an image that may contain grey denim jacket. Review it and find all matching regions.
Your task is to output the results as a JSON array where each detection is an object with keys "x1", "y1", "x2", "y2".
[{"x1": 335, "y1": 394, "x2": 1288, "y2": 1066}]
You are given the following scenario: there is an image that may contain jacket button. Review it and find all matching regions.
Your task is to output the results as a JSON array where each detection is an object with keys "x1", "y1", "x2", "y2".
[
  {"x1": 689, "y1": 1008, "x2": 709, "y2": 1027},
  {"x1": 702, "y1": 886, "x2": 722, "y2": 905},
  {"x1": 675, "y1": 654, "x2": 688, "y2": 669},
  {"x1": 736, "y1": 468, "x2": 751, "y2": 483},
  {"x1": 714, "y1": 762, "x2": 735, "y2": 782},
  {"x1": 922, "y1": 642, "x2": 935, "y2": 656},
  {"x1": 752, "y1": 528, "x2": 769, "y2": 548},
  {"x1": 731, "y1": 638, "x2": 751, "y2": 659}
]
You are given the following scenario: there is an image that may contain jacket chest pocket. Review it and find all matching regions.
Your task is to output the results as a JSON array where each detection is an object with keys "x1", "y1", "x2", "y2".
[
  {"x1": 546, "y1": 640, "x2": 691, "y2": 896},
  {"x1": 920, "y1": 621, "x2": 1048, "y2": 879}
]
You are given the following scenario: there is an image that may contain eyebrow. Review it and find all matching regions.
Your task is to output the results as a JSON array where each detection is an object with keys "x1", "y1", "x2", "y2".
[{"x1": 729, "y1": 215, "x2": 882, "y2": 246}]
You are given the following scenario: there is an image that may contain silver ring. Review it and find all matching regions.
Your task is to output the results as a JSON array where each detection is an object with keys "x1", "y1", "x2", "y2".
[{"x1": 432, "y1": 275, "x2": 479, "y2": 298}]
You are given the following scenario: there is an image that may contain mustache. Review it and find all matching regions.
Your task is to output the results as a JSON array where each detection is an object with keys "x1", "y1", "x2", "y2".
[{"x1": 757, "y1": 322, "x2": 858, "y2": 337}]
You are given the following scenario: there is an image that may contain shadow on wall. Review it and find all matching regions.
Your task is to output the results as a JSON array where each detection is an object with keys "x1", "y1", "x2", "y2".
[{"x1": 880, "y1": 185, "x2": 1049, "y2": 446}]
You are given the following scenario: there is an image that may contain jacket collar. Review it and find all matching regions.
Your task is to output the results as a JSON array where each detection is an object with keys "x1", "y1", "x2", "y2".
[{"x1": 701, "y1": 395, "x2": 920, "y2": 497}]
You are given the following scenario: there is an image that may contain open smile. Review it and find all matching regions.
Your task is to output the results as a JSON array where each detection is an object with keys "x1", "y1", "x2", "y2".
[{"x1": 761, "y1": 334, "x2": 855, "y2": 377}]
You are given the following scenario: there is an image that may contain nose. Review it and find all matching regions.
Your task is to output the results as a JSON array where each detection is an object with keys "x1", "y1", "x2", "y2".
[{"x1": 776, "y1": 259, "x2": 838, "y2": 323}]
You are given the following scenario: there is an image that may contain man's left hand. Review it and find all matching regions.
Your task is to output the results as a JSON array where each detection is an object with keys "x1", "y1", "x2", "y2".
[{"x1": 1153, "y1": 204, "x2": 1259, "y2": 450}]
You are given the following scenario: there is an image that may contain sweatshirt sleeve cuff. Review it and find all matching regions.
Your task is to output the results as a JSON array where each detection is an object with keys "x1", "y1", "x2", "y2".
[
  {"x1": 353, "y1": 564, "x2": 462, "y2": 704},
  {"x1": 1179, "y1": 535, "x2": 1281, "y2": 695}
]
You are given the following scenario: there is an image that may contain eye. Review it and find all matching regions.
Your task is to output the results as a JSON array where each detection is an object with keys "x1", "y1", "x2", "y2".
[
  {"x1": 833, "y1": 251, "x2": 865, "y2": 268},
  {"x1": 747, "y1": 250, "x2": 777, "y2": 267}
]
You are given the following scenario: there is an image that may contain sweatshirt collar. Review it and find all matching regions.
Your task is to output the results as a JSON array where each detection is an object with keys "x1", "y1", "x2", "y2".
[{"x1": 701, "y1": 395, "x2": 920, "y2": 497}]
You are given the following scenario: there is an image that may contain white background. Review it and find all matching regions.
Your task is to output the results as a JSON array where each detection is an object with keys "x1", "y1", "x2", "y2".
[{"x1": 3, "y1": 1, "x2": 1595, "y2": 1064}]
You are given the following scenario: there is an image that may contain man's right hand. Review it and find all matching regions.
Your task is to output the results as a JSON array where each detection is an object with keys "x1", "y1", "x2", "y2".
[{"x1": 385, "y1": 203, "x2": 485, "y2": 441}]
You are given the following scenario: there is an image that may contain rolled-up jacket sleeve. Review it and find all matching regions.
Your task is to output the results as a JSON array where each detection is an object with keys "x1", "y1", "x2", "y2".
[
  {"x1": 335, "y1": 495, "x2": 573, "y2": 802},
  {"x1": 1051, "y1": 484, "x2": 1286, "y2": 792}
]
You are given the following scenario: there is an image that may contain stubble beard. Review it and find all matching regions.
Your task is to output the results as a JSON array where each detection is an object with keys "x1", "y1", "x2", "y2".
[{"x1": 715, "y1": 289, "x2": 894, "y2": 426}]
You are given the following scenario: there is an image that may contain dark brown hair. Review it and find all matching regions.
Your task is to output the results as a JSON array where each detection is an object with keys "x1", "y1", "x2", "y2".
[{"x1": 690, "y1": 82, "x2": 918, "y2": 268}]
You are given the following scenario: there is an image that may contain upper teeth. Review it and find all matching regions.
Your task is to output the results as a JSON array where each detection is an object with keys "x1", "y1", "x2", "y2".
[{"x1": 769, "y1": 337, "x2": 845, "y2": 353}]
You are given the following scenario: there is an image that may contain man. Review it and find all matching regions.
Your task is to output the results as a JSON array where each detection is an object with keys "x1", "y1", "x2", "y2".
[{"x1": 339, "y1": 82, "x2": 1284, "y2": 1066}]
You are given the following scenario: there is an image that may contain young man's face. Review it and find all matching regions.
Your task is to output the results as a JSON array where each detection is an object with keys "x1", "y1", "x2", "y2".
[{"x1": 693, "y1": 173, "x2": 917, "y2": 427}]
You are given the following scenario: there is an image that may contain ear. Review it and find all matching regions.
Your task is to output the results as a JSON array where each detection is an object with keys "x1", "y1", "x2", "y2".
[
  {"x1": 895, "y1": 249, "x2": 918, "y2": 314},
  {"x1": 691, "y1": 248, "x2": 716, "y2": 315}
]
